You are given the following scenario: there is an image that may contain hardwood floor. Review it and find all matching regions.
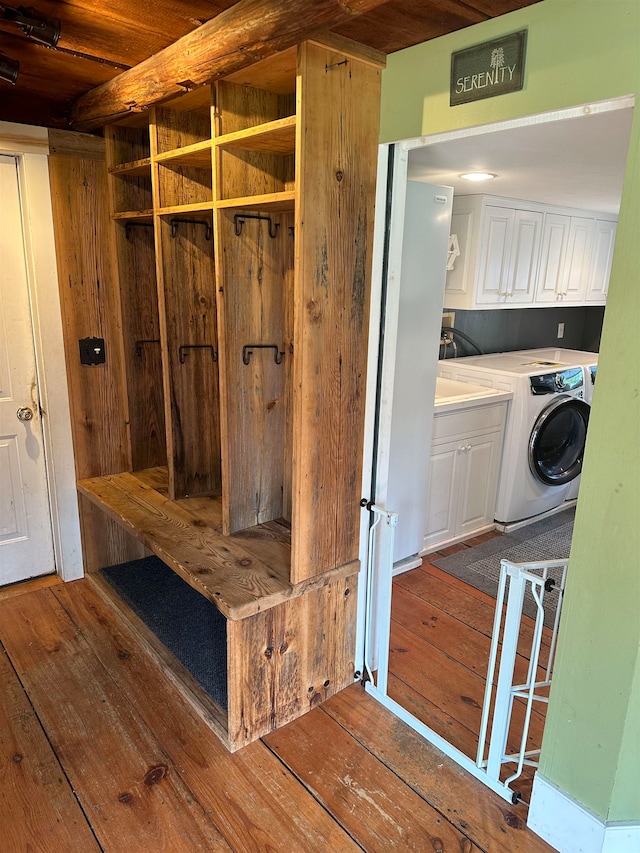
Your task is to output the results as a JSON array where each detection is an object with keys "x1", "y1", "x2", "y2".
[
  {"x1": 389, "y1": 537, "x2": 553, "y2": 805},
  {"x1": 0, "y1": 574, "x2": 554, "y2": 852}
]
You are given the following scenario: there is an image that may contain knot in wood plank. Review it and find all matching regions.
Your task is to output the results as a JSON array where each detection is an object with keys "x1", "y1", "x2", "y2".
[{"x1": 143, "y1": 764, "x2": 168, "y2": 786}]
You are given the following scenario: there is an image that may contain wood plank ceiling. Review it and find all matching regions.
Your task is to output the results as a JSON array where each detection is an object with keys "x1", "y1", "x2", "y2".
[{"x1": 0, "y1": 0, "x2": 539, "y2": 130}]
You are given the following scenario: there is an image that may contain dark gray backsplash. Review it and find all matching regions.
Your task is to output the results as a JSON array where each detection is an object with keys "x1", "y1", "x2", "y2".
[{"x1": 442, "y1": 306, "x2": 605, "y2": 356}]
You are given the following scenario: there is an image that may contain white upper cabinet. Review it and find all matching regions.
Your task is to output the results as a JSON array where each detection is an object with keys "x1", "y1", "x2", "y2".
[
  {"x1": 444, "y1": 195, "x2": 616, "y2": 310},
  {"x1": 508, "y1": 209, "x2": 544, "y2": 303},
  {"x1": 585, "y1": 219, "x2": 617, "y2": 303},
  {"x1": 536, "y1": 214, "x2": 594, "y2": 304}
]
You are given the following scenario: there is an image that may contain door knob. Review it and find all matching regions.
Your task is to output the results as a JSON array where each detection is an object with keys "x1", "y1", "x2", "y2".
[{"x1": 16, "y1": 406, "x2": 34, "y2": 422}]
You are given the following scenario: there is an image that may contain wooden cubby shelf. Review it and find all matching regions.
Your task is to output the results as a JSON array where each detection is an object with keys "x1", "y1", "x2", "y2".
[
  {"x1": 108, "y1": 157, "x2": 152, "y2": 176},
  {"x1": 156, "y1": 201, "x2": 214, "y2": 216},
  {"x1": 155, "y1": 139, "x2": 213, "y2": 167},
  {"x1": 215, "y1": 115, "x2": 296, "y2": 154},
  {"x1": 215, "y1": 191, "x2": 295, "y2": 212},
  {"x1": 112, "y1": 210, "x2": 154, "y2": 221}
]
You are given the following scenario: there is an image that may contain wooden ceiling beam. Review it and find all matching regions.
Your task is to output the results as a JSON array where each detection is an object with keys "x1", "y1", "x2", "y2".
[{"x1": 69, "y1": 0, "x2": 390, "y2": 131}]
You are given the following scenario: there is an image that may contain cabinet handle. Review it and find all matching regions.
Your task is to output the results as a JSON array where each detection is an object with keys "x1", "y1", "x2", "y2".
[{"x1": 459, "y1": 445, "x2": 467, "y2": 453}]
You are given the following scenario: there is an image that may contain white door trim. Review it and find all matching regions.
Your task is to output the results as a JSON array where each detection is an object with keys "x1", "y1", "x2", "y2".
[{"x1": 0, "y1": 123, "x2": 83, "y2": 582}]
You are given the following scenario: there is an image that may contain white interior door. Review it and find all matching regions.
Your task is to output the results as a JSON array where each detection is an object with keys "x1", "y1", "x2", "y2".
[
  {"x1": 385, "y1": 180, "x2": 453, "y2": 564},
  {"x1": 0, "y1": 154, "x2": 55, "y2": 584}
]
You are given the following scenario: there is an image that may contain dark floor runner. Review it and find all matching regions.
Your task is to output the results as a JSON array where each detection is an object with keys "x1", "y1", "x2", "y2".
[
  {"x1": 100, "y1": 556, "x2": 228, "y2": 711},
  {"x1": 431, "y1": 506, "x2": 575, "y2": 627}
]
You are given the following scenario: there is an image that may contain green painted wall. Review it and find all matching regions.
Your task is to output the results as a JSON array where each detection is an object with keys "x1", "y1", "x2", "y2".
[{"x1": 379, "y1": 0, "x2": 640, "y2": 824}]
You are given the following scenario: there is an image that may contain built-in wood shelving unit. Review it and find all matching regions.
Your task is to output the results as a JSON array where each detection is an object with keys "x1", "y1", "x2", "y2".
[{"x1": 92, "y1": 35, "x2": 384, "y2": 750}]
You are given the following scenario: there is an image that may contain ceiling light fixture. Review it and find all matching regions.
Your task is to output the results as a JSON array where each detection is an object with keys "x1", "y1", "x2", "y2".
[
  {"x1": 459, "y1": 172, "x2": 497, "y2": 182},
  {"x1": 0, "y1": 4, "x2": 60, "y2": 48},
  {"x1": 0, "y1": 52, "x2": 19, "y2": 84}
]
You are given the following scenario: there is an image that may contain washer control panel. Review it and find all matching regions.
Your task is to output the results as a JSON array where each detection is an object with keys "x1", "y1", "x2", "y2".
[{"x1": 529, "y1": 368, "x2": 584, "y2": 396}]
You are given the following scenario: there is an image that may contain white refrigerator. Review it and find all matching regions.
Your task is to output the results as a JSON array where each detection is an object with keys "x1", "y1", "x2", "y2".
[{"x1": 383, "y1": 180, "x2": 453, "y2": 566}]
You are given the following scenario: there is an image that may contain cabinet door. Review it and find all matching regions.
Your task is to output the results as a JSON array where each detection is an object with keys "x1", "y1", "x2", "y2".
[
  {"x1": 535, "y1": 213, "x2": 570, "y2": 303},
  {"x1": 506, "y1": 209, "x2": 543, "y2": 304},
  {"x1": 476, "y1": 206, "x2": 514, "y2": 304},
  {"x1": 586, "y1": 219, "x2": 617, "y2": 303},
  {"x1": 562, "y1": 216, "x2": 594, "y2": 302},
  {"x1": 444, "y1": 207, "x2": 475, "y2": 303},
  {"x1": 456, "y1": 431, "x2": 502, "y2": 537},
  {"x1": 423, "y1": 440, "x2": 460, "y2": 552}
]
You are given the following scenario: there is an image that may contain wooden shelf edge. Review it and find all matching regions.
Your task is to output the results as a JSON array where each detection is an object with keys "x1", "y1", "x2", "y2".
[
  {"x1": 108, "y1": 157, "x2": 152, "y2": 176},
  {"x1": 155, "y1": 139, "x2": 213, "y2": 167},
  {"x1": 215, "y1": 191, "x2": 295, "y2": 212},
  {"x1": 112, "y1": 209, "x2": 154, "y2": 221},
  {"x1": 306, "y1": 33, "x2": 387, "y2": 69},
  {"x1": 215, "y1": 115, "x2": 296, "y2": 154},
  {"x1": 156, "y1": 202, "x2": 214, "y2": 216}
]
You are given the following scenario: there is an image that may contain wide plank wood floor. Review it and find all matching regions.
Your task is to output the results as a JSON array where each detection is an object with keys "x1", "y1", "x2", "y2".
[
  {"x1": 389, "y1": 535, "x2": 554, "y2": 804},
  {"x1": 0, "y1": 572, "x2": 554, "y2": 852}
]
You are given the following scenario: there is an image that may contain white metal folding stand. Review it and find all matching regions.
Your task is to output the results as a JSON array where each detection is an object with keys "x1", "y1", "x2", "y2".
[
  {"x1": 363, "y1": 505, "x2": 569, "y2": 805},
  {"x1": 477, "y1": 558, "x2": 568, "y2": 802}
]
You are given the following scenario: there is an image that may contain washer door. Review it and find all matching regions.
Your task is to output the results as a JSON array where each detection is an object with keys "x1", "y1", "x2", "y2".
[{"x1": 529, "y1": 396, "x2": 591, "y2": 486}]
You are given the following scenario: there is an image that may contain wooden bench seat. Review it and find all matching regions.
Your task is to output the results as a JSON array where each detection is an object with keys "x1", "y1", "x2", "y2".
[
  {"x1": 78, "y1": 467, "x2": 354, "y2": 621},
  {"x1": 78, "y1": 466, "x2": 360, "y2": 749}
]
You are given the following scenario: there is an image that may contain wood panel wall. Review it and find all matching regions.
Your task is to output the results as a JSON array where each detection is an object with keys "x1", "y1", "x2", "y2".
[{"x1": 48, "y1": 130, "x2": 144, "y2": 571}]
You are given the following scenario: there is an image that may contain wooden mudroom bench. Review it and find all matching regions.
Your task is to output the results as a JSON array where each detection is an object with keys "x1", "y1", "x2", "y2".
[
  {"x1": 78, "y1": 467, "x2": 359, "y2": 751},
  {"x1": 78, "y1": 467, "x2": 355, "y2": 621}
]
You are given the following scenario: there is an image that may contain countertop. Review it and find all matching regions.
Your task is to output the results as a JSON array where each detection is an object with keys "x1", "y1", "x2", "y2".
[{"x1": 434, "y1": 376, "x2": 513, "y2": 414}]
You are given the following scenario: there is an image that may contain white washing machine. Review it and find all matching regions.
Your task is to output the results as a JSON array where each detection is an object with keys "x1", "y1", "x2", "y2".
[
  {"x1": 516, "y1": 348, "x2": 598, "y2": 499},
  {"x1": 438, "y1": 352, "x2": 591, "y2": 526}
]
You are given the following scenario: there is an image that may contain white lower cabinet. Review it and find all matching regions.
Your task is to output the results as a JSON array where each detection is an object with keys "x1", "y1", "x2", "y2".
[{"x1": 423, "y1": 401, "x2": 508, "y2": 553}]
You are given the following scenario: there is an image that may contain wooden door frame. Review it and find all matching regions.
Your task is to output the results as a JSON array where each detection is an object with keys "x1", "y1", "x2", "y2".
[{"x1": 0, "y1": 122, "x2": 82, "y2": 582}]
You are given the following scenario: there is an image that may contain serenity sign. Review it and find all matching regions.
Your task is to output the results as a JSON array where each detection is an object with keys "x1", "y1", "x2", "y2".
[{"x1": 450, "y1": 30, "x2": 527, "y2": 106}]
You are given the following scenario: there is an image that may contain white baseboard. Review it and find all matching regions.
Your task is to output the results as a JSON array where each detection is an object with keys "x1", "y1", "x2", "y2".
[
  {"x1": 602, "y1": 825, "x2": 640, "y2": 853},
  {"x1": 391, "y1": 555, "x2": 422, "y2": 576},
  {"x1": 528, "y1": 774, "x2": 640, "y2": 853}
]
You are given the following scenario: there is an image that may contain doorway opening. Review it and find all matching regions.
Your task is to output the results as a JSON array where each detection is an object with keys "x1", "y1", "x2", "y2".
[{"x1": 360, "y1": 95, "x2": 635, "y2": 803}]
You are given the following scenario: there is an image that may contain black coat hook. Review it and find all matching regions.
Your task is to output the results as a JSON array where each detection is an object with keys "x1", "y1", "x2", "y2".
[
  {"x1": 242, "y1": 344, "x2": 284, "y2": 366},
  {"x1": 233, "y1": 213, "x2": 279, "y2": 239}
]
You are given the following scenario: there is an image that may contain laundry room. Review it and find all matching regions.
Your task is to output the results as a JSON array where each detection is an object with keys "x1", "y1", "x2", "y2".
[{"x1": 363, "y1": 95, "x2": 635, "y2": 806}]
